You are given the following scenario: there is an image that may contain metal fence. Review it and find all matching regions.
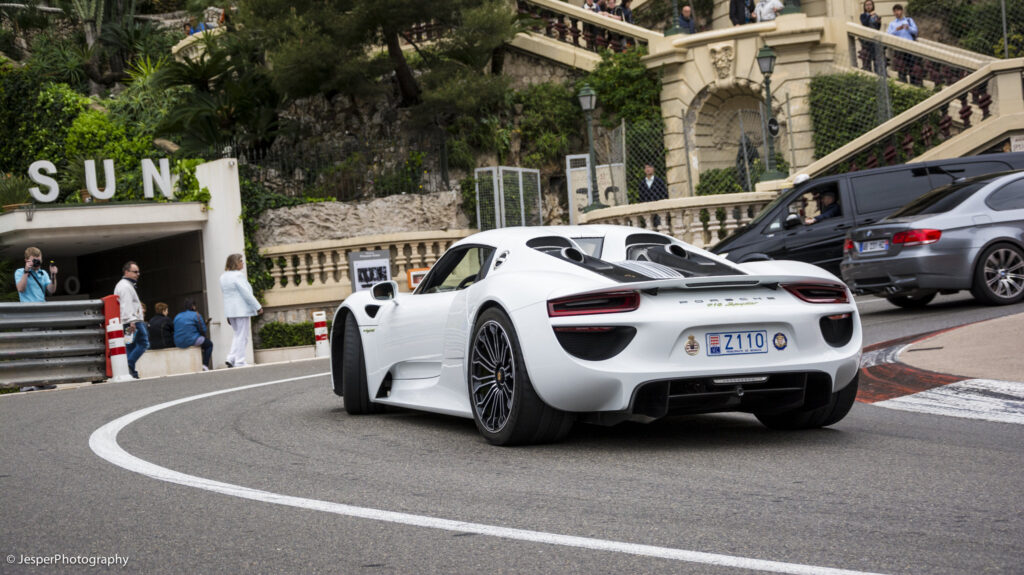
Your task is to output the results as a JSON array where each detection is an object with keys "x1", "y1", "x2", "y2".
[
  {"x1": 904, "y1": 0, "x2": 1020, "y2": 59},
  {"x1": 475, "y1": 167, "x2": 542, "y2": 230},
  {"x1": 0, "y1": 300, "x2": 107, "y2": 388}
]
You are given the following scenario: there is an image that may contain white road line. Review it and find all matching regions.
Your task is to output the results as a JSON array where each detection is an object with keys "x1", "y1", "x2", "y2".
[
  {"x1": 89, "y1": 373, "x2": 892, "y2": 575},
  {"x1": 874, "y1": 379, "x2": 1024, "y2": 425}
]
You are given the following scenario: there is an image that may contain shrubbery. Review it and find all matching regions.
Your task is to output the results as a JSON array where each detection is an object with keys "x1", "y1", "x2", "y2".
[{"x1": 257, "y1": 320, "x2": 332, "y2": 349}]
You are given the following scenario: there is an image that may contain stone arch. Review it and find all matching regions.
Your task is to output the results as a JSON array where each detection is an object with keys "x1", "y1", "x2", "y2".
[{"x1": 683, "y1": 82, "x2": 788, "y2": 192}]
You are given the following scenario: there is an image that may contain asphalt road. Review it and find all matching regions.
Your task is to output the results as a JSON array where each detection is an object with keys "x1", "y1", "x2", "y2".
[{"x1": 2, "y1": 297, "x2": 1021, "y2": 575}]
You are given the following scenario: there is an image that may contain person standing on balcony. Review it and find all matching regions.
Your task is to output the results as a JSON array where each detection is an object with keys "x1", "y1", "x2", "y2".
[
  {"x1": 615, "y1": 0, "x2": 633, "y2": 24},
  {"x1": 753, "y1": 0, "x2": 784, "y2": 22},
  {"x1": 583, "y1": 0, "x2": 600, "y2": 13},
  {"x1": 860, "y1": 0, "x2": 882, "y2": 72},
  {"x1": 887, "y1": 4, "x2": 921, "y2": 85},
  {"x1": 220, "y1": 253, "x2": 262, "y2": 368},
  {"x1": 728, "y1": 0, "x2": 748, "y2": 26},
  {"x1": 679, "y1": 4, "x2": 697, "y2": 34}
]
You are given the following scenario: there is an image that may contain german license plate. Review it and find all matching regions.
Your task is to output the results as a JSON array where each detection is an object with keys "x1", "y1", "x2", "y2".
[
  {"x1": 858, "y1": 239, "x2": 889, "y2": 253},
  {"x1": 706, "y1": 330, "x2": 768, "y2": 356}
]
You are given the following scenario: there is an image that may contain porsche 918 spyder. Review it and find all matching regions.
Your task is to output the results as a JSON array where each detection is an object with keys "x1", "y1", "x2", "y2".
[{"x1": 330, "y1": 225, "x2": 861, "y2": 445}]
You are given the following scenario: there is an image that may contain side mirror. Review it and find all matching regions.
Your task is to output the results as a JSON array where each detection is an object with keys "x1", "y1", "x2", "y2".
[
  {"x1": 784, "y1": 213, "x2": 802, "y2": 229},
  {"x1": 371, "y1": 281, "x2": 399, "y2": 301}
]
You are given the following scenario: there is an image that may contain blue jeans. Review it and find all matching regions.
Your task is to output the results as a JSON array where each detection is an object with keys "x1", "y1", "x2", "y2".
[{"x1": 126, "y1": 321, "x2": 150, "y2": 376}]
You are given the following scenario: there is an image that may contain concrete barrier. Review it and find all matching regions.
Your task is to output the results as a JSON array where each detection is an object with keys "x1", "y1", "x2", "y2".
[{"x1": 135, "y1": 347, "x2": 203, "y2": 378}]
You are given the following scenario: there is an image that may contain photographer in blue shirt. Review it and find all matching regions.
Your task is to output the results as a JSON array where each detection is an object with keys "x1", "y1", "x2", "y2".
[{"x1": 14, "y1": 247, "x2": 57, "y2": 302}]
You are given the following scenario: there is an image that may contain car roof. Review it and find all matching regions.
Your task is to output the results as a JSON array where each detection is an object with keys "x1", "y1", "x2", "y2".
[{"x1": 454, "y1": 225, "x2": 657, "y2": 248}]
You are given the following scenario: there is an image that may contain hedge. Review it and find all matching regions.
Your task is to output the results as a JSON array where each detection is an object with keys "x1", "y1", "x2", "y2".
[{"x1": 257, "y1": 320, "x2": 333, "y2": 349}]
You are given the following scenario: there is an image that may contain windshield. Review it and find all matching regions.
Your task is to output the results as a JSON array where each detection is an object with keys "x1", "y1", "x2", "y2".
[
  {"x1": 747, "y1": 187, "x2": 794, "y2": 227},
  {"x1": 889, "y1": 180, "x2": 987, "y2": 217}
]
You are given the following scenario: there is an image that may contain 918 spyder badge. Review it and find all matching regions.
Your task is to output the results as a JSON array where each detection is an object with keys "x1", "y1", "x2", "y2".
[
  {"x1": 684, "y1": 335, "x2": 700, "y2": 356},
  {"x1": 773, "y1": 332, "x2": 788, "y2": 350}
]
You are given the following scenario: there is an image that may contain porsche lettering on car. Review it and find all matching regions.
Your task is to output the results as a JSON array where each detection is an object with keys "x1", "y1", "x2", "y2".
[{"x1": 330, "y1": 225, "x2": 862, "y2": 445}]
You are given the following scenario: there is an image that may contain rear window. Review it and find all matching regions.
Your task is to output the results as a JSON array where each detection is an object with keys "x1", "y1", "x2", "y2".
[
  {"x1": 985, "y1": 178, "x2": 1024, "y2": 211},
  {"x1": 890, "y1": 180, "x2": 987, "y2": 217},
  {"x1": 849, "y1": 169, "x2": 935, "y2": 215}
]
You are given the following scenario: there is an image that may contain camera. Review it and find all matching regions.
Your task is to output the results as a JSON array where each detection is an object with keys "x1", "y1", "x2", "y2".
[{"x1": 31, "y1": 258, "x2": 43, "y2": 269}]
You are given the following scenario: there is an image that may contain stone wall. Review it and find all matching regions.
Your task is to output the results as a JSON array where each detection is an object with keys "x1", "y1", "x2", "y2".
[
  {"x1": 254, "y1": 190, "x2": 469, "y2": 247},
  {"x1": 501, "y1": 46, "x2": 580, "y2": 91}
]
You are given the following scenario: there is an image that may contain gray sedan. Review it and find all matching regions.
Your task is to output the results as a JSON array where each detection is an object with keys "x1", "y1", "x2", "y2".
[{"x1": 841, "y1": 170, "x2": 1024, "y2": 308}]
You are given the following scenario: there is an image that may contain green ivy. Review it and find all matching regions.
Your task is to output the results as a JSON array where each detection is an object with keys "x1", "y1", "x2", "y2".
[
  {"x1": 62, "y1": 109, "x2": 160, "y2": 201},
  {"x1": 584, "y1": 47, "x2": 662, "y2": 127},
  {"x1": 809, "y1": 73, "x2": 932, "y2": 159},
  {"x1": 257, "y1": 320, "x2": 332, "y2": 349},
  {"x1": 0, "y1": 68, "x2": 88, "y2": 176},
  {"x1": 239, "y1": 175, "x2": 304, "y2": 302}
]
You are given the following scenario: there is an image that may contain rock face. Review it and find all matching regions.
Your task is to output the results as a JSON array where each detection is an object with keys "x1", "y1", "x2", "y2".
[{"x1": 255, "y1": 191, "x2": 470, "y2": 247}]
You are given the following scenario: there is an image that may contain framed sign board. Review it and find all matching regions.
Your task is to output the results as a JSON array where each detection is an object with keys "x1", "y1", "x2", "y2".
[
  {"x1": 407, "y1": 267, "x2": 430, "y2": 291},
  {"x1": 349, "y1": 249, "x2": 391, "y2": 292}
]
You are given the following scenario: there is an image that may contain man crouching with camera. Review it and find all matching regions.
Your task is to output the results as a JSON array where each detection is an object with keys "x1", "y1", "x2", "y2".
[
  {"x1": 15, "y1": 247, "x2": 57, "y2": 302},
  {"x1": 14, "y1": 247, "x2": 58, "y2": 391}
]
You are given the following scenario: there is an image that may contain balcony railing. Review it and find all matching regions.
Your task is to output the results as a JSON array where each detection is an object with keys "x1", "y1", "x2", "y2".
[
  {"x1": 515, "y1": 0, "x2": 657, "y2": 53},
  {"x1": 578, "y1": 192, "x2": 778, "y2": 248},
  {"x1": 260, "y1": 229, "x2": 474, "y2": 309}
]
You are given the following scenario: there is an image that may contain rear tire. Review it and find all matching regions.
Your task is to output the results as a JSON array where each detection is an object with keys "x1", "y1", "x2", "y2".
[
  {"x1": 970, "y1": 243, "x2": 1024, "y2": 305},
  {"x1": 756, "y1": 373, "x2": 859, "y2": 430},
  {"x1": 468, "y1": 308, "x2": 573, "y2": 446},
  {"x1": 885, "y1": 291, "x2": 937, "y2": 308},
  {"x1": 341, "y1": 313, "x2": 382, "y2": 415}
]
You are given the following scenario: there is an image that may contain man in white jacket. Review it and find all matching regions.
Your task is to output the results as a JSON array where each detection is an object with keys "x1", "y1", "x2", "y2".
[
  {"x1": 220, "y1": 253, "x2": 263, "y2": 367},
  {"x1": 114, "y1": 261, "x2": 147, "y2": 378}
]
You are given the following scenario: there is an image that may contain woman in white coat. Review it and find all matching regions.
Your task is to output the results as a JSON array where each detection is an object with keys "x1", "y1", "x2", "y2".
[{"x1": 220, "y1": 253, "x2": 263, "y2": 367}]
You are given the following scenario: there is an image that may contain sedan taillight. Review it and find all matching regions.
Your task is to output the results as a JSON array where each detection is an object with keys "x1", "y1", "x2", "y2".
[
  {"x1": 843, "y1": 238, "x2": 855, "y2": 253},
  {"x1": 892, "y1": 229, "x2": 941, "y2": 246},
  {"x1": 782, "y1": 283, "x2": 850, "y2": 304},
  {"x1": 547, "y1": 291, "x2": 640, "y2": 317}
]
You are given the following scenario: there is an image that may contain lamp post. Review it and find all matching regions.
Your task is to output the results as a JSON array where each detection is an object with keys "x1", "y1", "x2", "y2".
[
  {"x1": 665, "y1": 0, "x2": 683, "y2": 35},
  {"x1": 756, "y1": 45, "x2": 784, "y2": 182},
  {"x1": 577, "y1": 83, "x2": 603, "y2": 208}
]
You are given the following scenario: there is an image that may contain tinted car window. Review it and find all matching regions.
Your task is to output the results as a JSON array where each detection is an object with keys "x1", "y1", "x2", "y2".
[
  {"x1": 418, "y1": 246, "x2": 494, "y2": 294},
  {"x1": 931, "y1": 161, "x2": 1010, "y2": 184},
  {"x1": 849, "y1": 170, "x2": 934, "y2": 214},
  {"x1": 890, "y1": 180, "x2": 987, "y2": 217},
  {"x1": 985, "y1": 178, "x2": 1024, "y2": 211}
]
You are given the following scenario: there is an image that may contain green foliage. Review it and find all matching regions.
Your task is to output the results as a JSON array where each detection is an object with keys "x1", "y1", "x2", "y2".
[
  {"x1": 696, "y1": 168, "x2": 745, "y2": 196},
  {"x1": 374, "y1": 150, "x2": 426, "y2": 196},
  {"x1": 62, "y1": 108, "x2": 156, "y2": 200},
  {"x1": 809, "y1": 73, "x2": 931, "y2": 159},
  {"x1": 512, "y1": 82, "x2": 582, "y2": 169},
  {"x1": 0, "y1": 68, "x2": 89, "y2": 176},
  {"x1": 107, "y1": 56, "x2": 189, "y2": 138},
  {"x1": 172, "y1": 158, "x2": 211, "y2": 203},
  {"x1": 906, "y1": 0, "x2": 1022, "y2": 58},
  {"x1": 24, "y1": 31, "x2": 89, "y2": 91},
  {"x1": 0, "y1": 174, "x2": 32, "y2": 206},
  {"x1": 459, "y1": 176, "x2": 477, "y2": 224},
  {"x1": 257, "y1": 320, "x2": 332, "y2": 349},
  {"x1": 584, "y1": 48, "x2": 662, "y2": 127},
  {"x1": 0, "y1": 257, "x2": 18, "y2": 302}
]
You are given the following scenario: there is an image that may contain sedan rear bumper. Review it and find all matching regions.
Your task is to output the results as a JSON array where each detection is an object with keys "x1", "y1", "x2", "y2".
[{"x1": 841, "y1": 248, "x2": 973, "y2": 295}]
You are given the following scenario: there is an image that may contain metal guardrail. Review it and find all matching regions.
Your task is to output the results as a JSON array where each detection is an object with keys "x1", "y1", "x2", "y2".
[{"x1": 0, "y1": 300, "x2": 107, "y2": 388}]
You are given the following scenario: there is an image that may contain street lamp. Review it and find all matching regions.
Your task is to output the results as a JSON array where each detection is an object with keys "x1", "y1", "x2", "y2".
[
  {"x1": 577, "y1": 83, "x2": 603, "y2": 208},
  {"x1": 665, "y1": 0, "x2": 683, "y2": 36},
  {"x1": 756, "y1": 45, "x2": 784, "y2": 181}
]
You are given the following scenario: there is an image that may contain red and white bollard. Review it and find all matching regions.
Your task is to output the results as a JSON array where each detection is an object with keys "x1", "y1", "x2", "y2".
[
  {"x1": 313, "y1": 311, "x2": 330, "y2": 358},
  {"x1": 106, "y1": 316, "x2": 134, "y2": 382}
]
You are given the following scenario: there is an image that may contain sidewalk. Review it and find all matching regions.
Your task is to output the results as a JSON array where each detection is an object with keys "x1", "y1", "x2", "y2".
[{"x1": 897, "y1": 312, "x2": 1024, "y2": 384}]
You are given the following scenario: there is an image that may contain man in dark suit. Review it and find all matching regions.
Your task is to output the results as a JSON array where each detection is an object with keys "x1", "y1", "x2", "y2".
[{"x1": 637, "y1": 164, "x2": 668, "y2": 202}]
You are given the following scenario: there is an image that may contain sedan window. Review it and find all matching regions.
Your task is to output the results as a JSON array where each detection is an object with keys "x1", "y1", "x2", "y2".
[{"x1": 985, "y1": 179, "x2": 1024, "y2": 211}]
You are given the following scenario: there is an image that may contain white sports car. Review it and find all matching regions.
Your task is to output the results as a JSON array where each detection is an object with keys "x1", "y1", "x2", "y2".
[{"x1": 331, "y1": 225, "x2": 861, "y2": 445}]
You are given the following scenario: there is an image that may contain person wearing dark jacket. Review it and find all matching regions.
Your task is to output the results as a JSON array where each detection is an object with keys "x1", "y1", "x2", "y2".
[
  {"x1": 637, "y1": 164, "x2": 668, "y2": 202},
  {"x1": 148, "y1": 302, "x2": 174, "y2": 350},
  {"x1": 729, "y1": 0, "x2": 750, "y2": 26},
  {"x1": 173, "y1": 298, "x2": 212, "y2": 371}
]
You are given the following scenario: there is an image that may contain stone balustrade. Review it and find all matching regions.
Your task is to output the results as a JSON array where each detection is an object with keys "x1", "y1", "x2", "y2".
[
  {"x1": 259, "y1": 229, "x2": 475, "y2": 309},
  {"x1": 170, "y1": 27, "x2": 225, "y2": 61},
  {"x1": 846, "y1": 23, "x2": 994, "y2": 89},
  {"x1": 515, "y1": 0, "x2": 658, "y2": 53},
  {"x1": 578, "y1": 192, "x2": 778, "y2": 249},
  {"x1": 811, "y1": 59, "x2": 1022, "y2": 178}
]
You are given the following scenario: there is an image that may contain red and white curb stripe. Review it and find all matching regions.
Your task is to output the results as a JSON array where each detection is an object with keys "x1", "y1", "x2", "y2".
[
  {"x1": 106, "y1": 317, "x2": 134, "y2": 382},
  {"x1": 313, "y1": 311, "x2": 330, "y2": 359},
  {"x1": 858, "y1": 330, "x2": 1024, "y2": 425}
]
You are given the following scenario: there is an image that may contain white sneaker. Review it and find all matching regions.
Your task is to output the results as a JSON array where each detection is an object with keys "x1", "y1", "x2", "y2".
[
  {"x1": 20, "y1": 386, "x2": 38, "y2": 392},
  {"x1": 201, "y1": 365, "x2": 210, "y2": 371}
]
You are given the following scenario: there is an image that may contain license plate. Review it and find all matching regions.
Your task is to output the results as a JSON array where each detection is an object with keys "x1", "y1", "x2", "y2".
[
  {"x1": 858, "y1": 239, "x2": 889, "y2": 253},
  {"x1": 706, "y1": 330, "x2": 768, "y2": 356}
]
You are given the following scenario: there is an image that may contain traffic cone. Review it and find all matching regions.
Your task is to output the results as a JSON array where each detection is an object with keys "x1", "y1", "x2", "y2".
[{"x1": 106, "y1": 316, "x2": 134, "y2": 382}]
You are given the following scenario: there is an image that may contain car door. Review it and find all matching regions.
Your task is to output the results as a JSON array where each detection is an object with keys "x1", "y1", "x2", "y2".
[
  {"x1": 375, "y1": 245, "x2": 494, "y2": 383},
  {"x1": 780, "y1": 180, "x2": 852, "y2": 273}
]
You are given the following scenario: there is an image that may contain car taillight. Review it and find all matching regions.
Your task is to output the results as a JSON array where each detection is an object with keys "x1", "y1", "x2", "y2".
[
  {"x1": 892, "y1": 229, "x2": 941, "y2": 246},
  {"x1": 782, "y1": 283, "x2": 850, "y2": 304},
  {"x1": 843, "y1": 238, "x2": 855, "y2": 253},
  {"x1": 547, "y1": 291, "x2": 640, "y2": 317}
]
